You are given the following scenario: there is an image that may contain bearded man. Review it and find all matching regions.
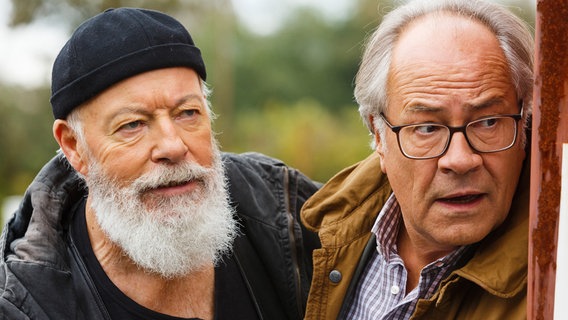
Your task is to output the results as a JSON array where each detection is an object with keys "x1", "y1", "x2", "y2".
[{"x1": 0, "y1": 8, "x2": 319, "y2": 320}]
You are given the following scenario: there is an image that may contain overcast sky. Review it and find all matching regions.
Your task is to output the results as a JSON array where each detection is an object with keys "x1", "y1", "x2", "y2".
[{"x1": 0, "y1": 0, "x2": 353, "y2": 89}]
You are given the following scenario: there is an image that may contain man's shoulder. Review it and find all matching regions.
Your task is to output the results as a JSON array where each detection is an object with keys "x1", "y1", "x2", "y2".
[
  {"x1": 222, "y1": 152, "x2": 296, "y2": 184},
  {"x1": 222, "y1": 152, "x2": 286, "y2": 170},
  {"x1": 221, "y1": 151, "x2": 319, "y2": 218},
  {"x1": 221, "y1": 151, "x2": 319, "y2": 190}
]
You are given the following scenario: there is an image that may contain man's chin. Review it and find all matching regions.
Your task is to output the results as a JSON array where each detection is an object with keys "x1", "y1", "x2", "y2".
[
  {"x1": 95, "y1": 195, "x2": 237, "y2": 278},
  {"x1": 139, "y1": 190, "x2": 205, "y2": 214}
]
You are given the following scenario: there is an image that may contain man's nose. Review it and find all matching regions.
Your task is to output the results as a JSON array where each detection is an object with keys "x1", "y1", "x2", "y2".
[
  {"x1": 438, "y1": 132, "x2": 483, "y2": 174},
  {"x1": 150, "y1": 120, "x2": 188, "y2": 163}
]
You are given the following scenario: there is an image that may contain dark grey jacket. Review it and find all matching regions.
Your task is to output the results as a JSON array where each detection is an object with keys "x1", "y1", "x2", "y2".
[{"x1": 0, "y1": 152, "x2": 320, "y2": 320}]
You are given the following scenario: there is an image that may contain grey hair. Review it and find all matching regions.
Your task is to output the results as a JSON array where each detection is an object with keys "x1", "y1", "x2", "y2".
[
  {"x1": 355, "y1": 0, "x2": 534, "y2": 147},
  {"x1": 66, "y1": 79, "x2": 214, "y2": 147}
]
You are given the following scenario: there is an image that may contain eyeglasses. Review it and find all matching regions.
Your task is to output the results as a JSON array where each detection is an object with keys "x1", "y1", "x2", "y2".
[{"x1": 379, "y1": 110, "x2": 523, "y2": 160}]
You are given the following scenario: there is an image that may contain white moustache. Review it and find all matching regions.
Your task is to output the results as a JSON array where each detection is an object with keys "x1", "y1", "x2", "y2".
[{"x1": 131, "y1": 162, "x2": 213, "y2": 193}]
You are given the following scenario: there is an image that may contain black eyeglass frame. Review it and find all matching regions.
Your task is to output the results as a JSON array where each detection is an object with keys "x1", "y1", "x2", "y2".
[{"x1": 378, "y1": 108, "x2": 524, "y2": 160}]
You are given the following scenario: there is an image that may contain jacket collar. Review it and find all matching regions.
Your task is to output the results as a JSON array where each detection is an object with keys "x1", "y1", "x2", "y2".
[
  {"x1": 451, "y1": 157, "x2": 530, "y2": 297},
  {"x1": 2, "y1": 152, "x2": 84, "y2": 270},
  {"x1": 302, "y1": 150, "x2": 529, "y2": 298},
  {"x1": 301, "y1": 152, "x2": 392, "y2": 248}
]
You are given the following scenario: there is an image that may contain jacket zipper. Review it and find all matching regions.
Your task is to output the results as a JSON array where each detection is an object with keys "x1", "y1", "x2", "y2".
[
  {"x1": 233, "y1": 250, "x2": 264, "y2": 320},
  {"x1": 68, "y1": 230, "x2": 113, "y2": 320},
  {"x1": 282, "y1": 166, "x2": 304, "y2": 316}
]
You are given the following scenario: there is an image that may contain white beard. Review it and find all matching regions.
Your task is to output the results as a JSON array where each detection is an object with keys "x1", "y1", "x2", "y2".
[{"x1": 85, "y1": 144, "x2": 238, "y2": 279}]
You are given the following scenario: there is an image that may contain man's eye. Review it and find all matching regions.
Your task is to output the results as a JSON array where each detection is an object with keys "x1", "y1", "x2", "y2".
[
  {"x1": 414, "y1": 125, "x2": 441, "y2": 135},
  {"x1": 177, "y1": 109, "x2": 201, "y2": 122},
  {"x1": 476, "y1": 118, "x2": 498, "y2": 128},
  {"x1": 120, "y1": 121, "x2": 143, "y2": 131},
  {"x1": 181, "y1": 109, "x2": 197, "y2": 117}
]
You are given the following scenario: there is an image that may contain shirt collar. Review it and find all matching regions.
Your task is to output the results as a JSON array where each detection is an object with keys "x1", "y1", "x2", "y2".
[{"x1": 371, "y1": 193, "x2": 400, "y2": 259}]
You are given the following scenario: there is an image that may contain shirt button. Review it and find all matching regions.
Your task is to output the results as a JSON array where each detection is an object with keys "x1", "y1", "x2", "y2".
[
  {"x1": 329, "y1": 270, "x2": 342, "y2": 283},
  {"x1": 390, "y1": 285, "x2": 401, "y2": 295}
]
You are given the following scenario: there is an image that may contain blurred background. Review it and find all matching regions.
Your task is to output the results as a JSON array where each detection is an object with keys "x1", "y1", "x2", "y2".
[{"x1": 0, "y1": 0, "x2": 534, "y2": 226}]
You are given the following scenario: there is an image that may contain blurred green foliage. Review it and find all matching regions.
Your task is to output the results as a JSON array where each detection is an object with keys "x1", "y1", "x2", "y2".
[
  {"x1": 1, "y1": 0, "x2": 535, "y2": 225},
  {"x1": 229, "y1": 99, "x2": 371, "y2": 183},
  {"x1": 0, "y1": 86, "x2": 58, "y2": 199}
]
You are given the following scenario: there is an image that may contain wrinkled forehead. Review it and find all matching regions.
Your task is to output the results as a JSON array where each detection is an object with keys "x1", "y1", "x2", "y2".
[{"x1": 386, "y1": 13, "x2": 516, "y2": 116}]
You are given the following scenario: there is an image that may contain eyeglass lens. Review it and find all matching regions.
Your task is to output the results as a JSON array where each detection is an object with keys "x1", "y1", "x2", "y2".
[{"x1": 398, "y1": 116, "x2": 517, "y2": 158}]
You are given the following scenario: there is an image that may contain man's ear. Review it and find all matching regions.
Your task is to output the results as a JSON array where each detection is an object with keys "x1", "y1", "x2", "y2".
[
  {"x1": 53, "y1": 119, "x2": 89, "y2": 176},
  {"x1": 369, "y1": 115, "x2": 387, "y2": 174}
]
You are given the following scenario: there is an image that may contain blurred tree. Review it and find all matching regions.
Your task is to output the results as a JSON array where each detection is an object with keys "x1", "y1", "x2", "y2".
[
  {"x1": 0, "y1": 85, "x2": 58, "y2": 197},
  {"x1": 8, "y1": 0, "x2": 187, "y2": 28},
  {"x1": 233, "y1": 8, "x2": 361, "y2": 112},
  {"x1": 230, "y1": 99, "x2": 372, "y2": 182}
]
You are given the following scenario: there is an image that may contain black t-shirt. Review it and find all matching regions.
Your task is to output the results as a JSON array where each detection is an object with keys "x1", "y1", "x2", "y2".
[{"x1": 70, "y1": 199, "x2": 259, "y2": 320}]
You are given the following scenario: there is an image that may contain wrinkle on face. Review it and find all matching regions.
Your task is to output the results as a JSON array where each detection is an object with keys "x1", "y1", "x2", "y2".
[{"x1": 77, "y1": 67, "x2": 213, "y2": 186}]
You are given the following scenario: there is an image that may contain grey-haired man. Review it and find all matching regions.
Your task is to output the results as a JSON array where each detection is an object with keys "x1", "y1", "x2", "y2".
[
  {"x1": 302, "y1": 0, "x2": 532, "y2": 319},
  {"x1": 0, "y1": 8, "x2": 319, "y2": 320}
]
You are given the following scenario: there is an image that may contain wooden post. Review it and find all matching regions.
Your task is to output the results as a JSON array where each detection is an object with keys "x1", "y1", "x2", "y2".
[{"x1": 529, "y1": 1, "x2": 568, "y2": 319}]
